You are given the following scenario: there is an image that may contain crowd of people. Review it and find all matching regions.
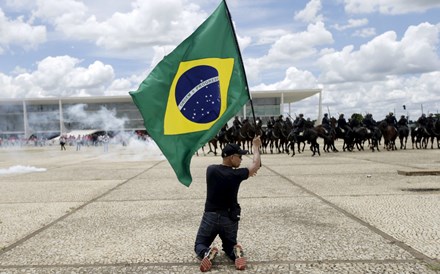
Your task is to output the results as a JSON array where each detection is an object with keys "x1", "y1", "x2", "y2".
[{"x1": 0, "y1": 131, "x2": 149, "y2": 149}]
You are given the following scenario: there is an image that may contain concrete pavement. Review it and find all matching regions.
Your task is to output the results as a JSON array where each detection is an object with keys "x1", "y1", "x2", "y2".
[{"x1": 0, "y1": 141, "x2": 439, "y2": 273}]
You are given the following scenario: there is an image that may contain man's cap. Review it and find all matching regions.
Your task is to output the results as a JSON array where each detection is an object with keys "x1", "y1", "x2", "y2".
[{"x1": 221, "y1": 143, "x2": 248, "y2": 158}]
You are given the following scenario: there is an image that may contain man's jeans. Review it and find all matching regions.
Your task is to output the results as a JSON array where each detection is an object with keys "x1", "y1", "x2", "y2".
[{"x1": 194, "y1": 212, "x2": 239, "y2": 260}]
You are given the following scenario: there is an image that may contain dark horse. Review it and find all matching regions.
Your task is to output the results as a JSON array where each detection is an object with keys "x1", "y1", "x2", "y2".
[
  {"x1": 286, "y1": 129, "x2": 307, "y2": 157},
  {"x1": 351, "y1": 126, "x2": 381, "y2": 152},
  {"x1": 199, "y1": 137, "x2": 219, "y2": 156},
  {"x1": 314, "y1": 125, "x2": 337, "y2": 153},
  {"x1": 237, "y1": 119, "x2": 257, "y2": 153},
  {"x1": 427, "y1": 119, "x2": 440, "y2": 149},
  {"x1": 397, "y1": 125, "x2": 409, "y2": 150},
  {"x1": 378, "y1": 120, "x2": 398, "y2": 150},
  {"x1": 267, "y1": 121, "x2": 283, "y2": 154},
  {"x1": 303, "y1": 122, "x2": 320, "y2": 156}
]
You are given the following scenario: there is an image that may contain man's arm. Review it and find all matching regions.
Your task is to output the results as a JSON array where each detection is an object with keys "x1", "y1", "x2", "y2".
[{"x1": 248, "y1": 136, "x2": 261, "y2": 177}]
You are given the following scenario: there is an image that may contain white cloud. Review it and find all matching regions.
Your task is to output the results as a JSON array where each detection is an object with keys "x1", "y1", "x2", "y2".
[
  {"x1": 247, "y1": 22, "x2": 333, "y2": 83},
  {"x1": 353, "y1": 27, "x2": 376, "y2": 38},
  {"x1": 318, "y1": 22, "x2": 440, "y2": 83},
  {"x1": 344, "y1": 0, "x2": 440, "y2": 14},
  {"x1": 0, "y1": 56, "x2": 118, "y2": 98},
  {"x1": 0, "y1": 8, "x2": 46, "y2": 53},
  {"x1": 237, "y1": 35, "x2": 252, "y2": 51},
  {"x1": 294, "y1": 0, "x2": 323, "y2": 23},
  {"x1": 31, "y1": 0, "x2": 208, "y2": 51},
  {"x1": 254, "y1": 29, "x2": 290, "y2": 46},
  {"x1": 333, "y1": 18, "x2": 369, "y2": 31},
  {"x1": 252, "y1": 67, "x2": 319, "y2": 91}
]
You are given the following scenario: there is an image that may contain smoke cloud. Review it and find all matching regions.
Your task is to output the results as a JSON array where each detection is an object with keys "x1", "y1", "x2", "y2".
[
  {"x1": 0, "y1": 165, "x2": 47, "y2": 175},
  {"x1": 64, "y1": 104, "x2": 127, "y2": 131}
]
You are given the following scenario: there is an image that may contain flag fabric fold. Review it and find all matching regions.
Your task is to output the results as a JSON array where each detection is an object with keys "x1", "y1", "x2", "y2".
[{"x1": 129, "y1": 0, "x2": 249, "y2": 187}]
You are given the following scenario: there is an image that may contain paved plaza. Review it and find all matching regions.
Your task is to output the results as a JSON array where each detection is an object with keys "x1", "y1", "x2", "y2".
[{"x1": 0, "y1": 141, "x2": 439, "y2": 273}]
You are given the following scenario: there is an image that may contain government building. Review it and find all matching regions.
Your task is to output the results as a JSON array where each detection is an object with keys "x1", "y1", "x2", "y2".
[{"x1": 0, "y1": 89, "x2": 322, "y2": 139}]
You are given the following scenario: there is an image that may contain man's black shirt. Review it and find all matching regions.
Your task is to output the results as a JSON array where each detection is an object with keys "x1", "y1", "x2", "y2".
[{"x1": 204, "y1": 165, "x2": 249, "y2": 212}]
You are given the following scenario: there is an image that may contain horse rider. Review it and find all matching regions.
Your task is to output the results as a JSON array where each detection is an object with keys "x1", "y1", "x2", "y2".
[
  {"x1": 349, "y1": 117, "x2": 360, "y2": 129},
  {"x1": 293, "y1": 113, "x2": 306, "y2": 134},
  {"x1": 416, "y1": 114, "x2": 429, "y2": 135},
  {"x1": 321, "y1": 113, "x2": 331, "y2": 133},
  {"x1": 386, "y1": 112, "x2": 398, "y2": 129},
  {"x1": 285, "y1": 116, "x2": 293, "y2": 129},
  {"x1": 362, "y1": 113, "x2": 377, "y2": 132},
  {"x1": 276, "y1": 115, "x2": 284, "y2": 123},
  {"x1": 337, "y1": 114, "x2": 352, "y2": 136},
  {"x1": 417, "y1": 113, "x2": 427, "y2": 128},
  {"x1": 397, "y1": 115, "x2": 408, "y2": 128},
  {"x1": 267, "y1": 116, "x2": 276, "y2": 128},
  {"x1": 218, "y1": 123, "x2": 228, "y2": 139},
  {"x1": 426, "y1": 113, "x2": 436, "y2": 135},
  {"x1": 305, "y1": 117, "x2": 313, "y2": 128},
  {"x1": 233, "y1": 116, "x2": 242, "y2": 128},
  {"x1": 266, "y1": 116, "x2": 275, "y2": 137},
  {"x1": 255, "y1": 117, "x2": 262, "y2": 127}
]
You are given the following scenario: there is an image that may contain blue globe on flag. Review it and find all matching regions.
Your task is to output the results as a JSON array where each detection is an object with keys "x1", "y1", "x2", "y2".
[{"x1": 175, "y1": 65, "x2": 221, "y2": 124}]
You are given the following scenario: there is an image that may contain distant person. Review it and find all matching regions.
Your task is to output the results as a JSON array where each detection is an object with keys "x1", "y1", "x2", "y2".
[
  {"x1": 76, "y1": 135, "x2": 82, "y2": 151},
  {"x1": 102, "y1": 134, "x2": 110, "y2": 153},
  {"x1": 60, "y1": 136, "x2": 67, "y2": 151},
  {"x1": 195, "y1": 136, "x2": 261, "y2": 272}
]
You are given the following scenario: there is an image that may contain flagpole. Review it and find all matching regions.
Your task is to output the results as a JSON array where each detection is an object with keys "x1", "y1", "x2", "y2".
[{"x1": 223, "y1": 0, "x2": 257, "y2": 126}]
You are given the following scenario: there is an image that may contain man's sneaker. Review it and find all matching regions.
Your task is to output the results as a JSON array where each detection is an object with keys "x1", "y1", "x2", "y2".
[
  {"x1": 233, "y1": 244, "x2": 246, "y2": 270},
  {"x1": 200, "y1": 246, "x2": 218, "y2": 272}
]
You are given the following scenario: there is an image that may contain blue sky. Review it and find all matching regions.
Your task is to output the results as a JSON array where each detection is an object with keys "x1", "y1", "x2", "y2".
[{"x1": 1, "y1": 0, "x2": 439, "y2": 121}]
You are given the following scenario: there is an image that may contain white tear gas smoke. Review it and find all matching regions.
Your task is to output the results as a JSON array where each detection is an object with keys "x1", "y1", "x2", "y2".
[
  {"x1": 0, "y1": 165, "x2": 46, "y2": 175},
  {"x1": 64, "y1": 104, "x2": 126, "y2": 131},
  {"x1": 64, "y1": 104, "x2": 163, "y2": 158}
]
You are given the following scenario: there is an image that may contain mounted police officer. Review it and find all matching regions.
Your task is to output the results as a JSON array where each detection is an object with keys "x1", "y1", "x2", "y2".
[
  {"x1": 321, "y1": 113, "x2": 330, "y2": 132},
  {"x1": 337, "y1": 113, "x2": 351, "y2": 136},
  {"x1": 266, "y1": 116, "x2": 275, "y2": 137},
  {"x1": 267, "y1": 116, "x2": 275, "y2": 128},
  {"x1": 417, "y1": 114, "x2": 427, "y2": 128},
  {"x1": 397, "y1": 115, "x2": 408, "y2": 128},
  {"x1": 232, "y1": 116, "x2": 242, "y2": 138},
  {"x1": 416, "y1": 113, "x2": 429, "y2": 135},
  {"x1": 293, "y1": 114, "x2": 306, "y2": 134},
  {"x1": 276, "y1": 115, "x2": 283, "y2": 123},
  {"x1": 255, "y1": 117, "x2": 262, "y2": 127},
  {"x1": 233, "y1": 116, "x2": 242, "y2": 128},
  {"x1": 386, "y1": 112, "x2": 398, "y2": 128},
  {"x1": 285, "y1": 116, "x2": 293, "y2": 129},
  {"x1": 426, "y1": 113, "x2": 436, "y2": 134},
  {"x1": 218, "y1": 123, "x2": 228, "y2": 140},
  {"x1": 362, "y1": 113, "x2": 377, "y2": 131}
]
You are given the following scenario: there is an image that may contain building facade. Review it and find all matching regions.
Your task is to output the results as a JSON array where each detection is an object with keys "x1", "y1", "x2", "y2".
[{"x1": 0, "y1": 89, "x2": 321, "y2": 139}]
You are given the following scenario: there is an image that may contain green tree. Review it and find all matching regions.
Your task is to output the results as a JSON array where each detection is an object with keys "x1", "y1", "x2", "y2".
[{"x1": 351, "y1": 113, "x2": 364, "y2": 123}]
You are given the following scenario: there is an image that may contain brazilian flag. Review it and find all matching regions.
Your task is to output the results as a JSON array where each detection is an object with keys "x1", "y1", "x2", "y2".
[{"x1": 129, "y1": 0, "x2": 249, "y2": 187}]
